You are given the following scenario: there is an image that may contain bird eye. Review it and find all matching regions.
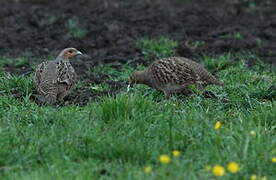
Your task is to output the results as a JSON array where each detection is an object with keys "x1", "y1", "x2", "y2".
[{"x1": 68, "y1": 50, "x2": 73, "y2": 54}]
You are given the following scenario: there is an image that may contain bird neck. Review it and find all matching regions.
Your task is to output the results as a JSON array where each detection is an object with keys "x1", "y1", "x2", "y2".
[
  {"x1": 136, "y1": 71, "x2": 150, "y2": 85},
  {"x1": 56, "y1": 55, "x2": 70, "y2": 62}
]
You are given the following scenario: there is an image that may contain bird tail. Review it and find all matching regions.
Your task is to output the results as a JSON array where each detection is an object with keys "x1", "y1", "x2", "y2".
[{"x1": 213, "y1": 79, "x2": 224, "y2": 87}]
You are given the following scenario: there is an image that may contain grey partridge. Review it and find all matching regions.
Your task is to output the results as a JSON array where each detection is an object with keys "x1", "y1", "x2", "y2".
[
  {"x1": 34, "y1": 48, "x2": 82, "y2": 104},
  {"x1": 129, "y1": 57, "x2": 224, "y2": 98}
]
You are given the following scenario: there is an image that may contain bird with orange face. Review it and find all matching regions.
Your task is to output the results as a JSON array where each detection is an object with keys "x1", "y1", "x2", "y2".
[{"x1": 34, "y1": 48, "x2": 83, "y2": 105}]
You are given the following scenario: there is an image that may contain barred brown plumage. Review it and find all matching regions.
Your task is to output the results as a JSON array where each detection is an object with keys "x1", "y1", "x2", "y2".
[
  {"x1": 33, "y1": 48, "x2": 82, "y2": 105},
  {"x1": 129, "y1": 57, "x2": 224, "y2": 98}
]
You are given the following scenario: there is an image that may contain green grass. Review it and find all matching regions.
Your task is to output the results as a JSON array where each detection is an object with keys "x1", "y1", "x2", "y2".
[
  {"x1": 66, "y1": 17, "x2": 88, "y2": 39},
  {"x1": 0, "y1": 57, "x2": 29, "y2": 68},
  {"x1": 0, "y1": 54, "x2": 275, "y2": 180},
  {"x1": 185, "y1": 40, "x2": 206, "y2": 50},
  {"x1": 137, "y1": 37, "x2": 178, "y2": 61},
  {"x1": 89, "y1": 64, "x2": 137, "y2": 81},
  {"x1": 219, "y1": 32, "x2": 244, "y2": 40},
  {"x1": 0, "y1": 72, "x2": 34, "y2": 96}
]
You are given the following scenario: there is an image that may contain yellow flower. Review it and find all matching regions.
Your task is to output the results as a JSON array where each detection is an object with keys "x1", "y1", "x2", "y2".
[
  {"x1": 172, "y1": 150, "x2": 181, "y2": 157},
  {"x1": 250, "y1": 174, "x2": 257, "y2": 180},
  {"x1": 212, "y1": 165, "x2": 225, "y2": 177},
  {"x1": 227, "y1": 162, "x2": 240, "y2": 173},
  {"x1": 272, "y1": 157, "x2": 276, "y2": 163},
  {"x1": 144, "y1": 166, "x2": 152, "y2": 174},
  {"x1": 214, "y1": 121, "x2": 222, "y2": 130},
  {"x1": 250, "y1": 130, "x2": 256, "y2": 136},
  {"x1": 159, "y1": 154, "x2": 171, "y2": 164}
]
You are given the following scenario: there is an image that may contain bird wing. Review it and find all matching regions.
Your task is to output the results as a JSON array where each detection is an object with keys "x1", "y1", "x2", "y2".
[
  {"x1": 149, "y1": 57, "x2": 200, "y2": 87},
  {"x1": 179, "y1": 57, "x2": 223, "y2": 86},
  {"x1": 34, "y1": 60, "x2": 59, "y2": 99},
  {"x1": 56, "y1": 62, "x2": 77, "y2": 90},
  {"x1": 33, "y1": 61, "x2": 49, "y2": 88},
  {"x1": 173, "y1": 58, "x2": 202, "y2": 83}
]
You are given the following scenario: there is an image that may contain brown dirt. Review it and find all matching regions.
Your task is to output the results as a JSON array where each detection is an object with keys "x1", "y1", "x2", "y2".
[{"x1": 0, "y1": 0, "x2": 275, "y2": 104}]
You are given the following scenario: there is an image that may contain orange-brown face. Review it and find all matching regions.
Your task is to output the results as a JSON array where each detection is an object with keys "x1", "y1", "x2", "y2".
[{"x1": 62, "y1": 48, "x2": 83, "y2": 60}]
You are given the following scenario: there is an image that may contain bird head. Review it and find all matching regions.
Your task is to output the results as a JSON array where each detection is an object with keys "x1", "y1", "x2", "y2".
[
  {"x1": 129, "y1": 71, "x2": 144, "y2": 85},
  {"x1": 57, "y1": 48, "x2": 83, "y2": 60},
  {"x1": 129, "y1": 72, "x2": 137, "y2": 85}
]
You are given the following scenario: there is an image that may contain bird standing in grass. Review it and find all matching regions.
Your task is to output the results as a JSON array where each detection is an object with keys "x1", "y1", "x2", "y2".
[
  {"x1": 129, "y1": 57, "x2": 223, "y2": 98},
  {"x1": 34, "y1": 48, "x2": 82, "y2": 105}
]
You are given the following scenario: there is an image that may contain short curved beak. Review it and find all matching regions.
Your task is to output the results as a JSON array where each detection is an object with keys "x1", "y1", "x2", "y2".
[{"x1": 76, "y1": 51, "x2": 83, "y2": 56}]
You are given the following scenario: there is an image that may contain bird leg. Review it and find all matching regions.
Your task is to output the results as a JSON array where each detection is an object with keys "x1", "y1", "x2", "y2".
[
  {"x1": 163, "y1": 82, "x2": 195, "y2": 99},
  {"x1": 57, "y1": 84, "x2": 70, "y2": 102},
  {"x1": 164, "y1": 91, "x2": 172, "y2": 99},
  {"x1": 164, "y1": 87, "x2": 193, "y2": 99}
]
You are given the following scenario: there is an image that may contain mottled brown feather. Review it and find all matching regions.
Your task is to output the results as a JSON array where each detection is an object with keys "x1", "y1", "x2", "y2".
[
  {"x1": 130, "y1": 57, "x2": 223, "y2": 98},
  {"x1": 34, "y1": 48, "x2": 80, "y2": 104}
]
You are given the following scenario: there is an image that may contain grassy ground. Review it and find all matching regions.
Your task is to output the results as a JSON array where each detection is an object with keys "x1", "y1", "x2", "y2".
[{"x1": 0, "y1": 39, "x2": 275, "y2": 179}]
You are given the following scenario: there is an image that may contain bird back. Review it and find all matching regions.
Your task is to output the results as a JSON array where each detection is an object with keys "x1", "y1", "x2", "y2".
[{"x1": 147, "y1": 57, "x2": 223, "y2": 90}]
